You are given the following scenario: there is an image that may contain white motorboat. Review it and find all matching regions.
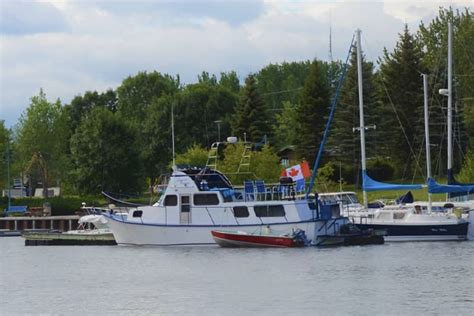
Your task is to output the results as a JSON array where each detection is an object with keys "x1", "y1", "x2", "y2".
[{"x1": 102, "y1": 167, "x2": 347, "y2": 246}]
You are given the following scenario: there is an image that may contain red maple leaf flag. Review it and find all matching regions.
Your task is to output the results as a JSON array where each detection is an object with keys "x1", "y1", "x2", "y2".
[{"x1": 281, "y1": 161, "x2": 311, "y2": 180}]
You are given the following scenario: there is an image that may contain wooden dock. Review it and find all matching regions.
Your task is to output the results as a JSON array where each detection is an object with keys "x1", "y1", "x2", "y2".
[{"x1": 0, "y1": 215, "x2": 80, "y2": 233}]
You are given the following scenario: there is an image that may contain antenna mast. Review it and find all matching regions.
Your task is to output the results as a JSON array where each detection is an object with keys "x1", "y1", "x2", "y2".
[
  {"x1": 356, "y1": 29, "x2": 368, "y2": 208},
  {"x1": 171, "y1": 102, "x2": 176, "y2": 167},
  {"x1": 329, "y1": 13, "x2": 333, "y2": 63}
]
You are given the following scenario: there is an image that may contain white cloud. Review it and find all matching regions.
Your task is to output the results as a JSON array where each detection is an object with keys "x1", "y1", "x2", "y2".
[{"x1": 0, "y1": 0, "x2": 470, "y2": 128}]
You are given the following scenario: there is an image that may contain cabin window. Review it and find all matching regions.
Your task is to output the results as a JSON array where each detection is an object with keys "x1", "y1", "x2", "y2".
[
  {"x1": 164, "y1": 195, "x2": 177, "y2": 206},
  {"x1": 233, "y1": 206, "x2": 249, "y2": 218},
  {"x1": 181, "y1": 195, "x2": 190, "y2": 213},
  {"x1": 393, "y1": 212, "x2": 405, "y2": 220},
  {"x1": 132, "y1": 210, "x2": 143, "y2": 218},
  {"x1": 194, "y1": 193, "x2": 219, "y2": 205},
  {"x1": 254, "y1": 205, "x2": 286, "y2": 217},
  {"x1": 376, "y1": 212, "x2": 392, "y2": 221}
]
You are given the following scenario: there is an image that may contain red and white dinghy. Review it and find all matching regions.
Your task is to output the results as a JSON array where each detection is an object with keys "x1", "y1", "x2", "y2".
[{"x1": 211, "y1": 229, "x2": 309, "y2": 248}]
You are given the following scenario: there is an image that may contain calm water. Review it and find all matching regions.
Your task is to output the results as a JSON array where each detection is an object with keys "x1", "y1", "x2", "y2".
[{"x1": 1, "y1": 237, "x2": 473, "y2": 315}]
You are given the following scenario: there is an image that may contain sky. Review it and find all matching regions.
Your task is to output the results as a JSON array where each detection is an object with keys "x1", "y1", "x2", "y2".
[{"x1": 0, "y1": 0, "x2": 471, "y2": 128}]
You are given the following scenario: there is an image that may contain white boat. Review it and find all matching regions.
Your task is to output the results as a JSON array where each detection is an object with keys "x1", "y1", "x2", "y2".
[
  {"x1": 102, "y1": 168, "x2": 347, "y2": 246},
  {"x1": 318, "y1": 191, "x2": 468, "y2": 241}
]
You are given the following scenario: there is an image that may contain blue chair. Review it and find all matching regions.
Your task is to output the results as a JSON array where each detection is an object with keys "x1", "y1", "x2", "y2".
[
  {"x1": 244, "y1": 181, "x2": 255, "y2": 201},
  {"x1": 255, "y1": 180, "x2": 269, "y2": 200},
  {"x1": 295, "y1": 178, "x2": 305, "y2": 193}
]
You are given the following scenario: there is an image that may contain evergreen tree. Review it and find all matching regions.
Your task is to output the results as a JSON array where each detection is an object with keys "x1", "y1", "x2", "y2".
[
  {"x1": 273, "y1": 101, "x2": 298, "y2": 149},
  {"x1": 294, "y1": 60, "x2": 331, "y2": 167},
  {"x1": 379, "y1": 25, "x2": 426, "y2": 179},
  {"x1": 328, "y1": 49, "x2": 380, "y2": 182},
  {"x1": 418, "y1": 7, "x2": 474, "y2": 174},
  {"x1": 232, "y1": 75, "x2": 270, "y2": 143}
]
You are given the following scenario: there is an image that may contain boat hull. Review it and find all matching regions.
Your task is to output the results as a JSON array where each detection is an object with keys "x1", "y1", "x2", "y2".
[
  {"x1": 103, "y1": 215, "x2": 347, "y2": 246},
  {"x1": 211, "y1": 230, "x2": 301, "y2": 247},
  {"x1": 355, "y1": 222, "x2": 468, "y2": 242}
]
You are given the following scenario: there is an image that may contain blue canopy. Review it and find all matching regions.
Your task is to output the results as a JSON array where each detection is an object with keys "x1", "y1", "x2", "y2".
[
  {"x1": 362, "y1": 171, "x2": 423, "y2": 192},
  {"x1": 428, "y1": 178, "x2": 474, "y2": 194}
]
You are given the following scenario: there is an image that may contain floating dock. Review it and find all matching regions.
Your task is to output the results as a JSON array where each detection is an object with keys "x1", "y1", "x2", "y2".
[{"x1": 23, "y1": 230, "x2": 116, "y2": 246}]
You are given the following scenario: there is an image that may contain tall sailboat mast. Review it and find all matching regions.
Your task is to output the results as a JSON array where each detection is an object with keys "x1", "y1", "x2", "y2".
[
  {"x1": 447, "y1": 22, "x2": 453, "y2": 178},
  {"x1": 356, "y1": 29, "x2": 368, "y2": 208},
  {"x1": 171, "y1": 102, "x2": 176, "y2": 167},
  {"x1": 423, "y1": 74, "x2": 432, "y2": 214}
]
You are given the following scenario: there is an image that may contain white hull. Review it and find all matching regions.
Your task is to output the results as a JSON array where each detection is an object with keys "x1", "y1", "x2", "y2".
[
  {"x1": 384, "y1": 235, "x2": 466, "y2": 242},
  {"x1": 104, "y1": 215, "x2": 347, "y2": 246}
]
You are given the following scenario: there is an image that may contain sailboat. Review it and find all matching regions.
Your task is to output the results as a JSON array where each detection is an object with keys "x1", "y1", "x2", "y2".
[
  {"x1": 409, "y1": 22, "x2": 474, "y2": 216},
  {"x1": 341, "y1": 29, "x2": 469, "y2": 241}
]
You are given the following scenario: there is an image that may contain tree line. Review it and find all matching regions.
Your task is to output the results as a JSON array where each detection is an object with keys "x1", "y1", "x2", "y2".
[{"x1": 1, "y1": 7, "x2": 473, "y2": 196}]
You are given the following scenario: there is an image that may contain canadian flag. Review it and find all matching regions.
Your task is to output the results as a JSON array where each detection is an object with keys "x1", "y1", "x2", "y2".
[{"x1": 281, "y1": 161, "x2": 311, "y2": 181}]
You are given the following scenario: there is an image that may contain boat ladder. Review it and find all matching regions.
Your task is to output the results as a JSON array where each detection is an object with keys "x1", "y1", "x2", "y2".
[
  {"x1": 206, "y1": 142, "x2": 219, "y2": 170},
  {"x1": 237, "y1": 143, "x2": 252, "y2": 173}
]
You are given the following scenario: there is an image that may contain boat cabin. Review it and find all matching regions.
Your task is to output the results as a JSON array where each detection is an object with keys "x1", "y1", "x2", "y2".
[{"x1": 119, "y1": 167, "x2": 339, "y2": 227}]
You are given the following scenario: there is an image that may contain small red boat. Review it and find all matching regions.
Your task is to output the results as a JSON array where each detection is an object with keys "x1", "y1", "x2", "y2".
[{"x1": 211, "y1": 229, "x2": 309, "y2": 248}]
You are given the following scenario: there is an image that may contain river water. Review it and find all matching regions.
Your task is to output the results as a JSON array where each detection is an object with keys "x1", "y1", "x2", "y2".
[{"x1": 1, "y1": 237, "x2": 473, "y2": 315}]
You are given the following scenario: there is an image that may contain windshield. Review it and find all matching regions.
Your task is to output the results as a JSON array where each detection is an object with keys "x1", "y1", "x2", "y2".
[{"x1": 340, "y1": 194, "x2": 359, "y2": 205}]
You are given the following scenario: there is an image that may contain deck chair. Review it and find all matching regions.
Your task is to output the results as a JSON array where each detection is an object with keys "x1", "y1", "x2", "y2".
[
  {"x1": 255, "y1": 180, "x2": 269, "y2": 201},
  {"x1": 295, "y1": 178, "x2": 305, "y2": 194},
  {"x1": 244, "y1": 180, "x2": 255, "y2": 201}
]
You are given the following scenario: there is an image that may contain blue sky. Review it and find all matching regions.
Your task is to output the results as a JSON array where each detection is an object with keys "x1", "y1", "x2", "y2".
[{"x1": 0, "y1": 0, "x2": 471, "y2": 127}]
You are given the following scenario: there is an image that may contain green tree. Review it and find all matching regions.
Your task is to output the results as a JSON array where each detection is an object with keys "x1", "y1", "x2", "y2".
[
  {"x1": 70, "y1": 107, "x2": 142, "y2": 194},
  {"x1": 379, "y1": 25, "x2": 426, "y2": 179},
  {"x1": 256, "y1": 61, "x2": 311, "y2": 111},
  {"x1": 198, "y1": 71, "x2": 217, "y2": 85},
  {"x1": 117, "y1": 71, "x2": 180, "y2": 124},
  {"x1": 327, "y1": 49, "x2": 380, "y2": 184},
  {"x1": 273, "y1": 101, "x2": 298, "y2": 150},
  {"x1": 65, "y1": 90, "x2": 117, "y2": 133},
  {"x1": 294, "y1": 60, "x2": 331, "y2": 167},
  {"x1": 15, "y1": 90, "x2": 68, "y2": 197},
  {"x1": 232, "y1": 74, "x2": 271, "y2": 143},
  {"x1": 175, "y1": 144, "x2": 209, "y2": 167},
  {"x1": 0, "y1": 121, "x2": 11, "y2": 190},
  {"x1": 418, "y1": 7, "x2": 474, "y2": 173},
  {"x1": 219, "y1": 71, "x2": 240, "y2": 93},
  {"x1": 217, "y1": 143, "x2": 280, "y2": 185},
  {"x1": 250, "y1": 144, "x2": 281, "y2": 183},
  {"x1": 457, "y1": 151, "x2": 474, "y2": 182}
]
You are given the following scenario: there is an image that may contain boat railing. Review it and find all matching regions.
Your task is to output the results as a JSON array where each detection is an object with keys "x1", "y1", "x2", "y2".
[{"x1": 231, "y1": 182, "x2": 308, "y2": 202}]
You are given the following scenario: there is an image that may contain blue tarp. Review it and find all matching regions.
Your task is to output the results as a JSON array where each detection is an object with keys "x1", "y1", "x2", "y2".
[
  {"x1": 428, "y1": 178, "x2": 474, "y2": 194},
  {"x1": 362, "y1": 171, "x2": 423, "y2": 192}
]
